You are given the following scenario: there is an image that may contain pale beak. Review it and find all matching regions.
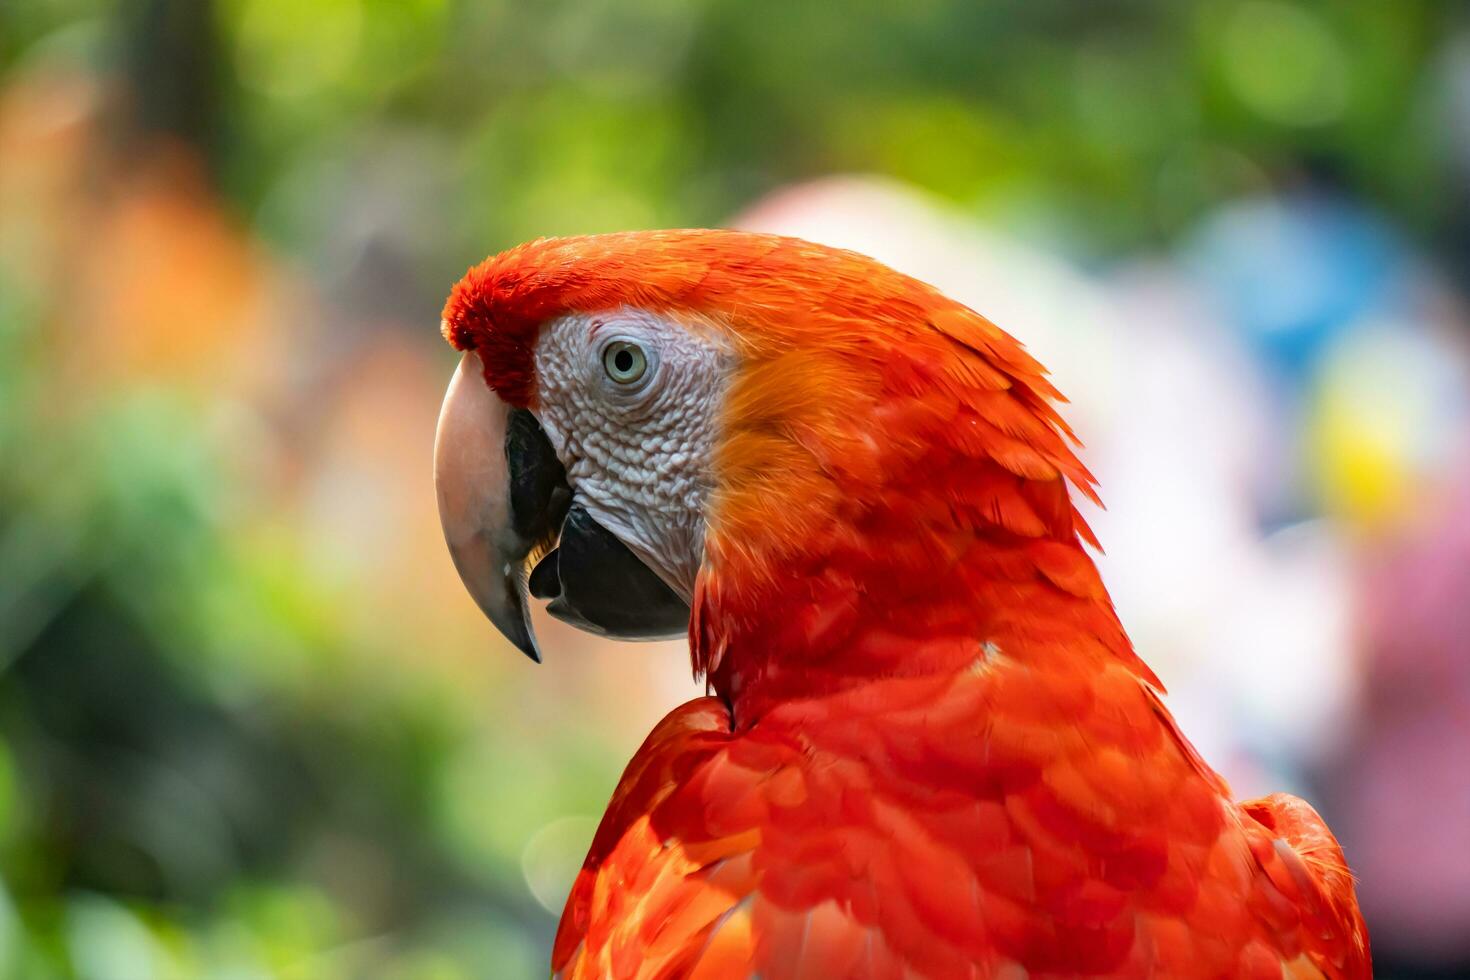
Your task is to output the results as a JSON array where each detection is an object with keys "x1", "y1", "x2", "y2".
[{"x1": 433, "y1": 351, "x2": 565, "y2": 661}]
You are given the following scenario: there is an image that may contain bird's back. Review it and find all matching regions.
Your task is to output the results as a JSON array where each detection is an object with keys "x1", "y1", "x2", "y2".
[{"x1": 552, "y1": 661, "x2": 1369, "y2": 979}]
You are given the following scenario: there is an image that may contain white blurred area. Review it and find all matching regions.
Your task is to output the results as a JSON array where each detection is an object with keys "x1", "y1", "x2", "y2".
[{"x1": 734, "y1": 175, "x2": 1470, "y2": 797}]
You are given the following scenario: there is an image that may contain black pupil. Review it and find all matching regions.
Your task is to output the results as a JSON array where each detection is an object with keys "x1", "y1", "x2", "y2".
[{"x1": 613, "y1": 349, "x2": 635, "y2": 373}]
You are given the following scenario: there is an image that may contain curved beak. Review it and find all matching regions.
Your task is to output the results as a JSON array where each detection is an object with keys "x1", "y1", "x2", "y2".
[
  {"x1": 434, "y1": 351, "x2": 692, "y2": 662},
  {"x1": 434, "y1": 351, "x2": 566, "y2": 662}
]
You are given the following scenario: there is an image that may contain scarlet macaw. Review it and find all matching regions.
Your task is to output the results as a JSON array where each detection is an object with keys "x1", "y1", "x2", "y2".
[{"x1": 433, "y1": 230, "x2": 1369, "y2": 979}]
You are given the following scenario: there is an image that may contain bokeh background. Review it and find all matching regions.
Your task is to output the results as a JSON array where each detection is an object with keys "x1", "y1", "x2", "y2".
[{"x1": 2, "y1": 1, "x2": 1469, "y2": 977}]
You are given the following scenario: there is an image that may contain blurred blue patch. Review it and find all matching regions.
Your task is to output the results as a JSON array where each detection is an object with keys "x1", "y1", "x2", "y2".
[{"x1": 1184, "y1": 194, "x2": 1407, "y2": 385}]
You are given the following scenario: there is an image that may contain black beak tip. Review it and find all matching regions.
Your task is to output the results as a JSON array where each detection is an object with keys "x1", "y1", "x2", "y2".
[
  {"x1": 508, "y1": 621, "x2": 542, "y2": 663},
  {"x1": 523, "y1": 645, "x2": 542, "y2": 665}
]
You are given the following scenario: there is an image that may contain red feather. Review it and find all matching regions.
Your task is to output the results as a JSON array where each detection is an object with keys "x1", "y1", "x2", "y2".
[{"x1": 442, "y1": 231, "x2": 1370, "y2": 979}]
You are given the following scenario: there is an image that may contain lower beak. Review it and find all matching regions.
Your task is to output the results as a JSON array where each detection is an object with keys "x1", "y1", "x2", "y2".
[
  {"x1": 433, "y1": 352, "x2": 567, "y2": 662},
  {"x1": 434, "y1": 351, "x2": 692, "y2": 661}
]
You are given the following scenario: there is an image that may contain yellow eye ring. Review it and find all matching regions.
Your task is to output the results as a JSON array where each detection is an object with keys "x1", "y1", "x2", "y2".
[{"x1": 602, "y1": 341, "x2": 648, "y2": 385}]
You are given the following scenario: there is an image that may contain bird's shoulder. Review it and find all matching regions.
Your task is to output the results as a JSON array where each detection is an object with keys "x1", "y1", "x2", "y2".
[
  {"x1": 552, "y1": 675, "x2": 1369, "y2": 979},
  {"x1": 551, "y1": 695, "x2": 764, "y2": 979}
]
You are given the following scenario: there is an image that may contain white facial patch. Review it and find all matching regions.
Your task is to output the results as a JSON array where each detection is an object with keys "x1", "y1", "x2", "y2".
[{"x1": 533, "y1": 308, "x2": 731, "y2": 601}]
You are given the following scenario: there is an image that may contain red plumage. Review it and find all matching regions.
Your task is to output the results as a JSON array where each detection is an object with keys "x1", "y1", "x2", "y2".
[{"x1": 441, "y1": 230, "x2": 1370, "y2": 978}]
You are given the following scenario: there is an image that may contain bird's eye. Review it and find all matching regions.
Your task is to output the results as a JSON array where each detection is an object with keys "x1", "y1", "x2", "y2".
[{"x1": 602, "y1": 341, "x2": 648, "y2": 385}]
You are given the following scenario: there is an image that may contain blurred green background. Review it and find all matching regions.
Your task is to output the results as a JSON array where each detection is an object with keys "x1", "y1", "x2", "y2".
[{"x1": 4, "y1": 1, "x2": 1470, "y2": 977}]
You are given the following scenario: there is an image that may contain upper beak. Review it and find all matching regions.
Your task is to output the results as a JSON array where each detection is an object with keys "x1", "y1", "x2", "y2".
[{"x1": 433, "y1": 351, "x2": 567, "y2": 662}]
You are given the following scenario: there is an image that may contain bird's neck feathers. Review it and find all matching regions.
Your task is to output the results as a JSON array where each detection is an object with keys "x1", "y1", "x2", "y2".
[{"x1": 693, "y1": 302, "x2": 1159, "y2": 722}]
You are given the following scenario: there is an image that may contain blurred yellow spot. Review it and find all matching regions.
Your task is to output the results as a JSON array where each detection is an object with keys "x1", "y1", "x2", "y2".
[
  {"x1": 1311, "y1": 403, "x2": 1406, "y2": 529},
  {"x1": 1306, "y1": 326, "x2": 1437, "y2": 529}
]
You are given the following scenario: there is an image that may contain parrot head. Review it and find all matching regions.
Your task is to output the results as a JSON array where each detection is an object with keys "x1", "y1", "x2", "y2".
[{"x1": 435, "y1": 230, "x2": 1109, "y2": 682}]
